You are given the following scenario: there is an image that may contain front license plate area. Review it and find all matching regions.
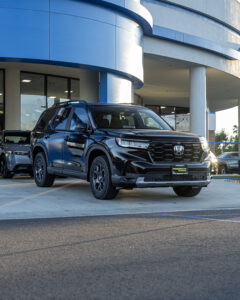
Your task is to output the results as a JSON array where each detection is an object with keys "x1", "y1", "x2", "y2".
[{"x1": 172, "y1": 165, "x2": 188, "y2": 175}]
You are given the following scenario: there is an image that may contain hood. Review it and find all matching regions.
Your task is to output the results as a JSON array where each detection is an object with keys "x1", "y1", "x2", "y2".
[
  {"x1": 97, "y1": 129, "x2": 201, "y2": 142},
  {"x1": 3, "y1": 144, "x2": 30, "y2": 152}
]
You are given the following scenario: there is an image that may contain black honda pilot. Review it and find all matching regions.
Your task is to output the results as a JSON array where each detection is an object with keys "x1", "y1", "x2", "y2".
[{"x1": 31, "y1": 101, "x2": 211, "y2": 199}]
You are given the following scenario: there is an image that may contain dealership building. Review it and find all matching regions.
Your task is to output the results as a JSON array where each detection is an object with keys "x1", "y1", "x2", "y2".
[{"x1": 0, "y1": 0, "x2": 240, "y2": 140}]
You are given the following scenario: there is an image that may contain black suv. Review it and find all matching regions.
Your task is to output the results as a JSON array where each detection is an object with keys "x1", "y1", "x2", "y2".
[{"x1": 31, "y1": 101, "x2": 211, "y2": 199}]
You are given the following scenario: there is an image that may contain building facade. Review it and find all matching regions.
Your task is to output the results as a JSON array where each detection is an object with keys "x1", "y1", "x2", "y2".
[{"x1": 0, "y1": 0, "x2": 240, "y2": 138}]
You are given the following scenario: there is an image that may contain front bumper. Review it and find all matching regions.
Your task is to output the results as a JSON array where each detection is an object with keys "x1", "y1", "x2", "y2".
[
  {"x1": 111, "y1": 160, "x2": 211, "y2": 188},
  {"x1": 7, "y1": 154, "x2": 32, "y2": 172},
  {"x1": 135, "y1": 177, "x2": 211, "y2": 188}
]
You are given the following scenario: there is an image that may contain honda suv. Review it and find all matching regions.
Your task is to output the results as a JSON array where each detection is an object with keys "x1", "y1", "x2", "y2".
[{"x1": 31, "y1": 101, "x2": 211, "y2": 199}]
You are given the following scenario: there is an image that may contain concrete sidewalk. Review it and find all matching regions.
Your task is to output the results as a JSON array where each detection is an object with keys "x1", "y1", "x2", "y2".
[{"x1": 0, "y1": 177, "x2": 239, "y2": 220}]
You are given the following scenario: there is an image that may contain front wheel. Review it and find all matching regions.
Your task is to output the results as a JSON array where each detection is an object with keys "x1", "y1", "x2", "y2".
[
  {"x1": 0, "y1": 157, "x2": 13, "y2": 178},
  {"x1": 173, "y1": 186, "x2": 202, "y2": 197},
  {"x1": 33, "y1": 152, "x2": 55, "y2": 187},
  {"x1": 90, "y1": 156, "x2": 119, "y2": 200}
]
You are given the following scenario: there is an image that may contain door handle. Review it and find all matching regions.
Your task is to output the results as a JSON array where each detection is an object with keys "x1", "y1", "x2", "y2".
[{"x1": 44, "y1": 135, "x2": 50, "y2": 139}]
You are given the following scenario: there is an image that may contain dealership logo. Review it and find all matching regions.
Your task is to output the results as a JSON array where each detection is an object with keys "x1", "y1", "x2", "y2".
[{"x1": 174, "y1": 145, "x2": 184, "y2": 156}]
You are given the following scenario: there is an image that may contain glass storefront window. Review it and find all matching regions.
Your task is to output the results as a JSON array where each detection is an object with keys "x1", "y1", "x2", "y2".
[
  {"x1": 20, "y1": 72, "x2": 80, "y2": 130},
  {"x1": 70, "y1": 79, "x2": 80, "y2": 100},
  {"x1": 21, "y1": 73, "x2": 46, "y2": 130},
  {"x1": 47, "y1": 76, "x2": 69, "y2": 108},
  {"x1": 146, "y1": 105, "x2": 190, "y2": 131},
  {"x1": 0, "y1": 70, "x2": 4, "y2": 130}
]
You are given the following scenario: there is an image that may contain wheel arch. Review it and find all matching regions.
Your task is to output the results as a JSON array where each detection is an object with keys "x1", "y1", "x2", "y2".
[
  {"x1": 32, "y1": 144, "x2": 49, "y2": 166},
  {"x1": 86, "y1": 145, "x2": 113, "y2": 181}
]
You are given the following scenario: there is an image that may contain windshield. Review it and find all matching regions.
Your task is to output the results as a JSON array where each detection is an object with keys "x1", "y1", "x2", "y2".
[
  {"x1": 90, "y1": 106, "x2": 171, "y2": 130},
  {"x1": 4, "y1": 133, "x2": 30, "y2": 144}
]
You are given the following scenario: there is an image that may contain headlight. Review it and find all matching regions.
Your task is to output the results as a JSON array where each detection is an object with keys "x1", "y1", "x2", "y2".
[
  {"x1": 116, "y1": 138, "x2": 149, "y2": 149},
  {"x1": 200, "y1": 137, "x2": 209, "y2": 151},
  {"x1": 211, "y1": 156, "x2": 217, "y2": 163}
]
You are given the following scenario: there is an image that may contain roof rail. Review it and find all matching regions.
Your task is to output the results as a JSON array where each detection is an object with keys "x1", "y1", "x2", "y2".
[{"x1": 54, "y1": 100, "x2": 87, "y2": 107}]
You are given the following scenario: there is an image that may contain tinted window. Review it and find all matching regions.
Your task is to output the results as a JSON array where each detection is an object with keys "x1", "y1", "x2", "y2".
[
  {"x1": 35, "y1": 108, "x2": 57, "y2": 130},
  {"x1": 52, "y1": 107, "x2": 71, "y2": 130},
  {"x1": 70, "y1": 107, "x2": 89, "y2": 131},
  {"x1": 90, "y1": 106, "x2": 171, "y2": 130},
  {"x1": 4, "y1": 133, "x2": 30, "y2": 144}
]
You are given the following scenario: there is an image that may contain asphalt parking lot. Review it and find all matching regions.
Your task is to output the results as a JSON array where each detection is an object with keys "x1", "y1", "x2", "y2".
[
  {"x1": 1, "y1": 210, "x2": 240, "y2": 300},
  {"x1": 0, "y1": 177, "x2": 239, "y2": 220}
]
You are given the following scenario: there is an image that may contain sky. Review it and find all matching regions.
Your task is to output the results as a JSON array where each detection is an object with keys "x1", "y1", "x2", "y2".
[{"x1": 216, "y1": 106, "x2": 238, "y2": 136}]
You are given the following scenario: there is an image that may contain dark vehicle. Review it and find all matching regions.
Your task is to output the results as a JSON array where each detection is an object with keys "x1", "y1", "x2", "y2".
[
  {"x1": 31, "y1": 101, "x2": 211, "y2": 199},
  {"x1": 0, "y1": 130, "x2": 32, "y2": 178},
  {"x1": 217, "y1": 152, "x2": 239, "y2": 174}
]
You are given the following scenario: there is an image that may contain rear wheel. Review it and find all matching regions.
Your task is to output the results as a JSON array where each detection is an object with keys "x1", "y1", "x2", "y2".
[
  {"x1": 34, "y1": 152, "x2": 55, "y2": 187},
  {"x1": 173, "y1": 186, "x2": 202, "y2": 197},
  {"x1": 90, "y1": 156, "x2": 119, "y2": 200},
  {"x1": 0, "y1": 157, "x2": 13, "y2": 178}
]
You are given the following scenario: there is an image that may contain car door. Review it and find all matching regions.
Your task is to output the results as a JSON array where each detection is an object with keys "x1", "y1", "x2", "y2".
[
  {"x1": 46, "y1": 107, "x2": 72, "y2": 172},
  {"x1": 62, "y1": 106, "x2": 90, "y2": 176}
]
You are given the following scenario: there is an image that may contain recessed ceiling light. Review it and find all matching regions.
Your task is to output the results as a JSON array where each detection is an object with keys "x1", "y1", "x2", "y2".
[
  {"x1": 64, "y1": 90, "x2": 73, "y2": 93},
  {"x1": 22, "y1": 79, "x2": 32, "y2": 83},
  {"x1": 48, "y1": 96, "x2": 56, "y2": 99},
  {"x1": 0, "y1": 93, "x2": 2, "y2": 96}
]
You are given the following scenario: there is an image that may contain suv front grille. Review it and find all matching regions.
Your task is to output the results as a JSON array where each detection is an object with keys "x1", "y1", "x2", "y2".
[{"x1": 149, "y1": 142, "x2": 203, "y2": 162}]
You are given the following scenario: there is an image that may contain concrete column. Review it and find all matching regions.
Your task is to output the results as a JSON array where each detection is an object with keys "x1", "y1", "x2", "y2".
[
  {"x1": 100, "y1": 72, "x2": 133, "y2": 104},
  {"x1": 5, "y1": 69, "x2": 20, "y2": 130},
  {"x1": 79, "y1": 70, "x2": 99, "y2": 103},
  {"x1": 189, "y1": 67, "x2": 207, "y2": 137}
]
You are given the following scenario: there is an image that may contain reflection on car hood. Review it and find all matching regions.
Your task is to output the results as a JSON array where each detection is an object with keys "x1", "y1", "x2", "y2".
[{"x1": 97, "y1": 129, "x2": 201, "y2": 142}]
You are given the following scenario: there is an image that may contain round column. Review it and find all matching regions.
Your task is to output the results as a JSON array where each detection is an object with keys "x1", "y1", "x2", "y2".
[
  {"x1": 100, "y1": 72, "x2": 134, "y2": 104},
  {"x1": 190, "y1": 67, "x2": 207, "y2": 137}
]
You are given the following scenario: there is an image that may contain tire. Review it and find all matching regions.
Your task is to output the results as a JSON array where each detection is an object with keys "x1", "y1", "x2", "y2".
[
  {"x1": 173, "y1": 186, "x2": 202, "y2": 197},
  {"x1": 218, "y1": 166, "x2": 227, "y2": 175},
  {"x1": 33, "y1": 152, "x2": 55, "y2": 187},
  {"x1": 90, "y1": 155, "x2": 119, "y2": 200},
  {"x1": 0, "y1": 156, "x2": 13, "y2": 178}
]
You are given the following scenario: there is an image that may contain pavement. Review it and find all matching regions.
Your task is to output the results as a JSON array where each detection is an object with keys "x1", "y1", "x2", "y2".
[
  {"x1": 0, "y1": 177, "x2": 239, "y2": 220},
  {"x1": 1, "y1": 210, "x2": 240, "y2": 300}
]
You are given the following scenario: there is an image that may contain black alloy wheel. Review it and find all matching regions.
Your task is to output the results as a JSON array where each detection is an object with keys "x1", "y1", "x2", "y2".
[
  {"x1": 34, "y1": 152, "x2": 55, "y2": 187},
  {"x1": 173, "y1": 186, "x2": 202, "y2": 197},
  {"x1": 90, "y1": 156, "x2": 119, "y2": 200}
]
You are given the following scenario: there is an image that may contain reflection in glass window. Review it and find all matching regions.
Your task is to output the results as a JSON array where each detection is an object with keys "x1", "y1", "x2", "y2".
[
  {"x1": 47, "y1": 76, "x2": 69, "y2": 108},
  {"x1": 21, "y1": 73, "x2": 46, "y2": 130},
  {"x1": 0, "y1": 70, "x2": 4, "y2": 130},
  {"x1": 70, "y1": 79, "x2": 80, "y2": 100},
  {"x1": 20, "y1": 72, "x2": 80, "y2": 130}
]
